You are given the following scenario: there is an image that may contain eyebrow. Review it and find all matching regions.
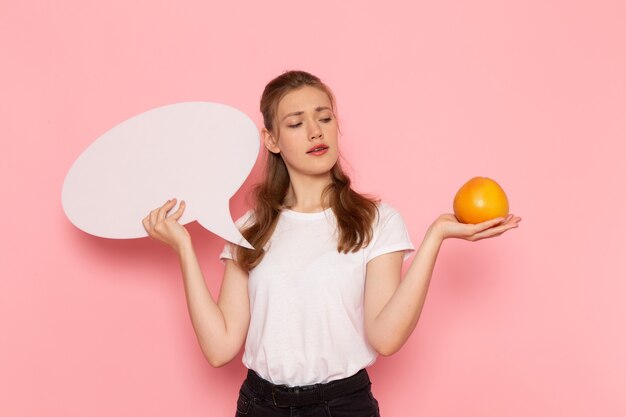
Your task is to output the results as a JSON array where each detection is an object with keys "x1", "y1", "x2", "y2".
[{"x1": 281, "y1": 106, "x2": 332, "y2": 121}]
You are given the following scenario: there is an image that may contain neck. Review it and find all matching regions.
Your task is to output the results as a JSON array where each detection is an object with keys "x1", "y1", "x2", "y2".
[{"x1": 283, "y1": 171, "x2": 332, "y2": 213}]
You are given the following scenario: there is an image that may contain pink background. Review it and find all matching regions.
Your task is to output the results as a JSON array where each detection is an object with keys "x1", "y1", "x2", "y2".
[{"x1": 2, "y1": 1, "x2": 625, "y2": 416}]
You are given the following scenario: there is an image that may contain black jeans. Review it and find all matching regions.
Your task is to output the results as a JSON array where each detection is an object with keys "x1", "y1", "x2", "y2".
[{"x1": 235, "y1": 368, "x2": 381, "y2": 417}]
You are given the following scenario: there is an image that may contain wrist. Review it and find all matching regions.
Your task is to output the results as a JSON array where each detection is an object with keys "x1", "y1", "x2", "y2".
[
  {"x1": 426, "y1": 222, "x2": 446, "y2": 243},
  {"x1": 175, "y1": 238, "x2": 194, "y2": 258}
]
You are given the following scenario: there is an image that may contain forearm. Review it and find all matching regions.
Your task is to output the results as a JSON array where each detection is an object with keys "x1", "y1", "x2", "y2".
[
  {"x1": 176, "y1": 242, "x2": 231, "y2": 366},
  {"x1": 372, "y1": 226, "x2": 443, "y2": 355}
]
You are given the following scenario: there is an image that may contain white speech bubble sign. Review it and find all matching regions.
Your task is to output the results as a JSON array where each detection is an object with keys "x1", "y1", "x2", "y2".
[{"x1": 62, "y1": 102, "x2": 259, "y2": 249}]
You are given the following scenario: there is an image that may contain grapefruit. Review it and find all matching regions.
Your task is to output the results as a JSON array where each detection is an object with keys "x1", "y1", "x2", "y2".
[{"x1": 453, "y1": 177, "x2": 509, "y2": 224}]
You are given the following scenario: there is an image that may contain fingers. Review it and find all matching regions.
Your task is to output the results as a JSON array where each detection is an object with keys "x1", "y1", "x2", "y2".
[
  {"x1": 475, "y1": 214, "x2": 521, "y2": 231},
  {"x1": 148, "y1": 210, "x2": 157, "y2": 232},
  {"x1": 142, "y1": 216, "x2": 150, "y2": 233},
  {"x1": 474, "y1": 216, "x2": 508, "y2": 233},
  {"x1": 170, "y1": 200, "x2": 186, "y2": 221},
  {"x1": 471, "y1": 218, "x2": 520, "y2": 241},
  {"x1": 142, "y1": 199, "x2": 184, "y2": 236},
  {"x1": 157, "y1": 199, "x2": 177, "y2": 222},
  {"x1": 502, "y1": 214, "x2": 520, "y2": 224}
]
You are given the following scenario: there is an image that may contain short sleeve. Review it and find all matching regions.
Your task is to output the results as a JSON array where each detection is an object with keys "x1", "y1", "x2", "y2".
[
  {"x1": 218, "y1": 209, "x2": 255, "y2": 264},
  {"x1": 365, "y1": 203, "x2": 415, "y2": 263}
]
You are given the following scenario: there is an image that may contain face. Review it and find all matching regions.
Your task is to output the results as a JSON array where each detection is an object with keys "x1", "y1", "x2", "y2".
[{"x1": 263, "y1": 86, "x2": 339, "y2": 178}]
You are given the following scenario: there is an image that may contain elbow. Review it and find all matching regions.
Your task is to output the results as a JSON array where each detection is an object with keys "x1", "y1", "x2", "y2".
[
  {"x1": 366, "y1": 322, "x2": 408, "y2": 357},
  {"x1": 376, "y1": 347, "x2": 394, "y2": 357},
  {"x1": 375, "y1": 343, "x2": 401, "y2": 357},
  {"x1": 203, "y1": 348, "x2": 236, "y2": 368},
  {"x1": 207, "y1": 353, "x2": 235, "y2": 368},
  {"x1": 201, "y1": 335, "x2": 243, "y2": 368},
  {"x1": 371, "y1": 318, "x2": 420, "y2": 357},
  {"x1": 368, "y1": 333, "x2": 402, "y2": 357},
  {"x1": 207, "y1": 356, "x2": 228, "y2": 368}
]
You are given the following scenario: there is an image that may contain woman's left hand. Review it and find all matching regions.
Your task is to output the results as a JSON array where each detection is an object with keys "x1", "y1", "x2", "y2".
[{"x1": 430, "y1": 213, "x2": 522, "y2": 242}]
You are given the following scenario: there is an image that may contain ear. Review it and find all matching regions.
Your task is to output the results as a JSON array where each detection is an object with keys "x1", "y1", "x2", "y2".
[{"x1": 262, "y1": 128, "x2": 280, "y2": 154}]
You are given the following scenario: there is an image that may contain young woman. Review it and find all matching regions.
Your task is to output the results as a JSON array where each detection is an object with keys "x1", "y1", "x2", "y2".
[{"x1": 142, "y1": 70, "x2": 521, "y2": 416}]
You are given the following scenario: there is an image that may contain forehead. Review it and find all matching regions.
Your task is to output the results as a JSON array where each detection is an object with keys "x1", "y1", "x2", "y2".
[{"x1": 277, "y1": 86, "x2": 332, "y2": 116}]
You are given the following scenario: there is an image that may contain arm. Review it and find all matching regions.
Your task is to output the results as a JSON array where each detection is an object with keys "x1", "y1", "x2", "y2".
[
  {"x1": 364, "y1": 213, "x2": 521, "y2": 356},
  {"x1": 363, "y1": 226, "x2": 441, "y2": 356},
  {"x1": 143, "y1": 199, "x2": 250, "y2": 367},
  {"x1": 177, "y1": 242, "x2": 250, "y2": 367}
]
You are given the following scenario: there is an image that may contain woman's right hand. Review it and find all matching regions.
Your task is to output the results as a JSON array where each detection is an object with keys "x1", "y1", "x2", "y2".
[{"x1": 142, "y1": 198, "x2": 191, "y2": 252}]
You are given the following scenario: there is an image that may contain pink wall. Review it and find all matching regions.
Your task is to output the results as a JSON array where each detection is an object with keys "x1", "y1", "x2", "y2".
[{"x1": 2, "y1": 1, "x2": 624, "y2": 416}]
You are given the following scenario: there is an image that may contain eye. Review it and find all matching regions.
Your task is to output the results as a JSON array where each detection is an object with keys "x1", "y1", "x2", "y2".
[
  {"x1": 288, "y1": 122, "x2": 302, "y2": 128},
  {"x1": 320, "y1": 117, "x2": 332, "y2": 123}
]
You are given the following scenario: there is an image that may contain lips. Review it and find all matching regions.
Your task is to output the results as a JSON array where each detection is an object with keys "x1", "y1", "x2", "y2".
[{"x1": 306, "y1": 145, "x2": 329, "y2": 153}]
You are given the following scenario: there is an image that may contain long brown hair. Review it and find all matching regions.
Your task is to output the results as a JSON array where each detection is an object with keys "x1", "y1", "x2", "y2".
[{"x1": 235, "y1": 70, "x2": 379, "y2": 271}]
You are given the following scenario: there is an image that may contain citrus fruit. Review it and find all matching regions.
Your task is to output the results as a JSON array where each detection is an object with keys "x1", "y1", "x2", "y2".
[{"x1": 453, "y1": 177, "x2": 509, "y2": 224}]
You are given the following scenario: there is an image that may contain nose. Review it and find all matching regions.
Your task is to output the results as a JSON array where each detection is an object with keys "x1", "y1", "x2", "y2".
[{"x1": 309, "y1": 121, "x2": 323, "y2": 141}]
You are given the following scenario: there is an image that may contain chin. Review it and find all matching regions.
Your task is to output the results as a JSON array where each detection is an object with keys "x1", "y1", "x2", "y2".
[
  {"x1": 301, "y1": 167, "x2": 332, "y2": 177},
  {"x1": 312, "y1": 158, "x2": 338, "y2": 176},
  {"x1": 287, "y1": 154, "x2": 338, "y2": 178}
]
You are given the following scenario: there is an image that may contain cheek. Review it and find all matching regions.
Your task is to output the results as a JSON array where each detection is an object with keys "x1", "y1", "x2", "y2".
[
  {"x1": 326, "y1": 133, "x2": 339, "y2": 150},
  {"x1": 325, "y1": 124, "x2": 339, "y2": 140},
  {"x1": 277, "y1": 138, "x2": 302, "y2": 162},
  {"x1": 277, "y1": 134, "x2": 298, "y2": 154}
]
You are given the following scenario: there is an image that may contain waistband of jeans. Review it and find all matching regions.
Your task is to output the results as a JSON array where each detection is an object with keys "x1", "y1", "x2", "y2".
[{"x1": 245, "y1": 368, "x2": 371, "y2": 408}]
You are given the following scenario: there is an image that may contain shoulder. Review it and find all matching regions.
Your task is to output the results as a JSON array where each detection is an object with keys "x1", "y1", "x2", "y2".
[
  {"x1": 371, "y1": 201, "x2": 411, "y2": 237},
  {"x1": 365, "y1": 201, "x2": 415, "y2": 261},
  {"x1": 373, "y1": 202, "x2": 403, "y2": 225}
]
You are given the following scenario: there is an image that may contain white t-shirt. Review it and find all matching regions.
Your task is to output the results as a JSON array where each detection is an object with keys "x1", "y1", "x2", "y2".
[{"x1": 219, "y1": 202, "x2": 415, "y2": 386}]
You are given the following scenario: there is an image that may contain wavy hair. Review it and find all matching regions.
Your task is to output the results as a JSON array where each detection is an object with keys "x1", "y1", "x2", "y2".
[{"x1": 235, "y1": 70, "x2": 379, "y2": 271}]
